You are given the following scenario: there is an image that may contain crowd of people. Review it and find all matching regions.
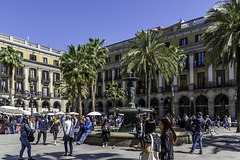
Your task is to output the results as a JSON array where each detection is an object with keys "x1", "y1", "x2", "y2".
[{"x1": 0, "y1": 112, "x2": 235, "y2": 160}]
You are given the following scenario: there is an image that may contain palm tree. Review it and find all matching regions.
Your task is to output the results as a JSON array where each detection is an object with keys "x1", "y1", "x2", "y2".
[
  {"x1": 0, "y1": 46, "x2": 23, "y2": 106},
  {"x1": 163, "y1": 45, "x2": 186, "y2": 117},
  {"x1": 60, "y1": 44, "x2": 92, "y2": 115},
  {"x1": 121, "y1": 29, "x2": 178, "y2": 108},
  {"x1": 201, "y1": 0, "x2": 240, "y2": 132},
  {"x1": 85, "y1": 38, "x2": 109, "y2": 112}
]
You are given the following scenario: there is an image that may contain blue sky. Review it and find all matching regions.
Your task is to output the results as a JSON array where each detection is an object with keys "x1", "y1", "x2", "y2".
[{"x1": 0, "y1": 0, "x2": 218, "y2": 51}]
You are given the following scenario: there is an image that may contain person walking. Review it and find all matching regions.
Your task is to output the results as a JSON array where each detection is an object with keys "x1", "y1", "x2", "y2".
[
  {"x1": 227, "y1": 115, "x2": 232, "y2": 131},
  {"x1": 63, "y1": 116, "x2": 74, "y2": 156},
  {"x1": 4, "y1": 118, "x2": 10, "y2": 135},
  {"x1": 133, "y1": 120, "x2": 161, "y2": 160},
  {"x1": 77, "y1": 117, "x2": 92, "y2": 145},
  {"x1": 18, "y1": 118, "x2": 35, "y2": 160},
  {"x1": 101, "y1": 119, "x2": 111, "y2": 147},
  {"x1": 136, "y1": 118, "x2": 144, "y2": 147},
  {"x1": 11, "y1": 116, "x2": 18, "y2": 134},
  {"x1": 36, "y1": 114, "x2": 48, "y2": 145},
  {"x1": 51, "y1": 117, "x2": 60, "y2": 145},
  {"x1": 190, "y1": 112, "x2": 206, "y2": 155},
  {"x1": 159, "y1": 119, "x2": 177, "y2": 160}
]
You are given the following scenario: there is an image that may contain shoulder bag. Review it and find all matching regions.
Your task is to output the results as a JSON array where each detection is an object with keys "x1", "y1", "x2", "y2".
[
  {"x1": 63, "y1": 122, "x2": 72, "y2": 142},
  {"x1": 140, "y1": 134, "x2": 159, "y2": 160}
]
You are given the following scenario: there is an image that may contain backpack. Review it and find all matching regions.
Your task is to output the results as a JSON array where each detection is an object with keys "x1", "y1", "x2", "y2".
[{"x1": 24, "y1": 124, "x2": 35, "y2": 142}]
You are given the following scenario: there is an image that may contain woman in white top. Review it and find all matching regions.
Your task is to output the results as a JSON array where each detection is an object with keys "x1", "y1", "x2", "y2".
[
  {"x1": 227, "y1": 115, "x2": 232, "y2": 131},
  {"x1": 63, "y1": 116, "x2": 74, "y2": 156}
]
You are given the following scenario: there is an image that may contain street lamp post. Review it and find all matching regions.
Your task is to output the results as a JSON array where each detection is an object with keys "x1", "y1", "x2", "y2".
[{"x1": 24, "y1": 82, "x2": 42, "y2": 117}]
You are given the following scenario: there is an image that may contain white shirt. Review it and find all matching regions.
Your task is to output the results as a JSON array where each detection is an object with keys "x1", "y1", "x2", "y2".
[{"x1": 63, "y1": 120, "x2": 74, "y2": 138}]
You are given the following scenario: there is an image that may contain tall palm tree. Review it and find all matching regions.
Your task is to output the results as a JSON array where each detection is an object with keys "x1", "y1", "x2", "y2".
[
  {"x1": 85, "y1": 38, "x2": 109, "y2": 112},
  {"x1": 164, "y1": 46, "x2": 186, "y2": 117},
  {"x1": 0, "y1": 46, "x2": 23, "y2": 106},
  {"x1": 201, "y1": 0, "x2": 240, "y2": 132},
  {"x1": 121, "y1": 29, "x2": 178, "y2": 108},
  {"x1": 60, "y1": 44, "x2": 92, "y2": 115}
]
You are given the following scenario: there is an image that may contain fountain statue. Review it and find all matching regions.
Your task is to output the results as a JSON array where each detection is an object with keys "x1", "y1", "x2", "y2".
[{"x1": 109, "y1": 72, "x2": 155, "y2": 132}]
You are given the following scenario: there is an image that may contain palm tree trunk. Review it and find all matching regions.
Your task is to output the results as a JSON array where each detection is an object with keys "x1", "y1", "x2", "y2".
[
  {"x1": 78, "y1": 82, "x2": 82, "y2": 116},
  {"x1": 93, "y1": 79, "x2": 97, "y2": 111},
  {"x1": 71, "y1": 83, "x2": 75, "y2": 112},
  {"x1": 236, "y1": 46, "x2": 240, "y2": 132},
  {"x1": 9, "y1": 65, "x2": 13, "y2": 106},
  {"x1": 91, "y1": 80, "x2": 95, "y2": 112},
  {"x1": 147, "y1": 68, "x2": 151, "y2": 108},
  {"x1": 170, "y1": 80, "x2": 175, "y2": 118}
]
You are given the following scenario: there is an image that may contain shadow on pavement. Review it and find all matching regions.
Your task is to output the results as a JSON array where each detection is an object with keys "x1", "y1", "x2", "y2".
[{"x1": 1, "y1": 152, "x2": 137, "y2": 160}]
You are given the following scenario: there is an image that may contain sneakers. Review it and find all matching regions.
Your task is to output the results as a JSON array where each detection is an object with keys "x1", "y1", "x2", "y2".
[
  {"x1": 105, "y1": 142, "x2": 108, "y2": 147},
  {"x1": 64, "y1": 153, "x2": 68, "y2": 156},
  {"x1": 54, "y1": 142, "x2": 56, "y2": 146},
  {"x1": 198, "y1": 152, "x2": 203, "y2": 155},
  {"x1": 102, "y1": 143, "x2": 105, "y2": 147},
  {"x1": 189, "y1": 151, "x2": 193, "y2": 154},
  {"x1": 68, "y1": 154, "x2": 73, "y2": 156}
]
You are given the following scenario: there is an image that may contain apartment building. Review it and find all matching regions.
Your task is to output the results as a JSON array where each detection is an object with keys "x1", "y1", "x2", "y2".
[
  {"x1": 83, "y1": 17, "x2": 237, "y2": 120},
  {"x1": 0, "y1": 33, "x2": 67, "y2": 113}
]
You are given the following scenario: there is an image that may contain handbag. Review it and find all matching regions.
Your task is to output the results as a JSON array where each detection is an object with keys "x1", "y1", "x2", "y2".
[
  {"x1": 140, "y1": 134, "x2": 159, "y2": 160},
  {"x1": 50, "y1": 127, "x2": 54, "y2": 134}
]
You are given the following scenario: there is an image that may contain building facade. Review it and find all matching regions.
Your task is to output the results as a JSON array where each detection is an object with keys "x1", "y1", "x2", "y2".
[
  {"x1": 0, "y1": 33, "x2": 68, "y2": 112},
  {"x1": 83, "y1": 17, "x2": 237, "y2": 120}
]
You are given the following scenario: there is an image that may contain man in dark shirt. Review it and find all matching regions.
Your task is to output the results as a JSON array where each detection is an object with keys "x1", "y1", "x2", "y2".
[
  {"x1": 36, "y1": 114, "x2": 48, "y2": 145},
  {"x1": 136, "y1": 118, "x2": 144, "y2": 147},
  {"x1": 190, "y1": 112, "x2": 206, "y2": 155}
]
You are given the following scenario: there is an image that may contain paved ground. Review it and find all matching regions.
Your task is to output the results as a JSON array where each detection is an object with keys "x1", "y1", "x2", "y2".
[{"x1": 0, "y1": 127, "x2": 239, "y2": 160}]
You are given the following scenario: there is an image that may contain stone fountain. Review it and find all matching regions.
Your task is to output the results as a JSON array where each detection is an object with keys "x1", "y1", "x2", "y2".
[{"x1": 109, "y1": 72, "x2": 155, "y2": 132}]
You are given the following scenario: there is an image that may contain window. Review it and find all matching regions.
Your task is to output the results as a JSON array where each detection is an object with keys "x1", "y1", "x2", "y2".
[
  {"x1": 179, "y1": 37, "x2": 188, "y2": 46},
  {"x1": 42, "y1": 71, "x2": 49, "y2": 80},
  {"x1": 43, "y1": 57, "x2": 48, "y2": 64},
  {"x1": 98, "y1": 86, "x2": 102, "y2": 96},
  {"x1": 183, "y1": 55, "x2": 189, "y2": 69},
  {"x1": 30, "y1": 82, "x2": 36, "y2": 93},
  {"x1": 165, "y1": 42, "x2": 171, "y2": 48},
  {"x1": 1, "y1": 64, "x2": 7, "y2": 74},
  {"x1": 54, "y1": 89, "x2": 59, "y2": 97},
  {"x1": 42, "y1": 87, "x2": 49, "y2": 97},
  {"x1": 197, "y1": 72, "x2": 205, "y2": 89},
  {"x1": 217, "y1": 70, "x2": 225, "y2": 86},
  {"x1": 1, "y1": 79, "x2": 7, "y2": 92},
  {"x1": 54, "y1": 60, "x2": 59, "y2": 66},
  {"x1": 16, "y1": 81, "x2": 23, "y2": 93},
  {"x1": 180, "y1": 75, "x2": 188, "y2": 89},
  {"x1": 115, "y1": 68, "x2": 121, "y2": 79},
  {"x1": 195, "y1": 52, "x2": 205, "y2": 67},
  {"x1": 16, "y1": 67, "x2": 23, "y2": 76},
  {"x1": 97, "y1": 72, "x2": 102, "y2": 80},
  {"x1": 115, "y1": 54, "x2": 121, "y2": 61},
  {"x1": 29, "y1": 54, "x2": 36, "y2": 61},
  {"x1": 106, "y1": 70, "x2": 111, "y2": 80},
  {"x1": 54, "y1": 73, "x2": 60, "y2": 82},
  {"x1": 18, "y1": 51, "x2": 23, "y2": 57},
  {"x1": 195, "y1": 34, "x2": 202, "y2": 42},
  {"x1": 106, "y1": 57, "x2": 110, "y2": 63},
  {"x1": 29, "y1": 68, "x2": 36, "y2": 78}
]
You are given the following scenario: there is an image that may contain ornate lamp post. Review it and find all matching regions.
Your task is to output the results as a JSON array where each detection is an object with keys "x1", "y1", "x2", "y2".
[{"x1": 24, "y1": 82, "x2": 42, "y2": 117}]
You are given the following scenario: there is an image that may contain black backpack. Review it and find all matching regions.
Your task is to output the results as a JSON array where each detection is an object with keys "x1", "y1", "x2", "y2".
[{"x1": 24, "y1": 124, "x2": 35, "y2": 142}]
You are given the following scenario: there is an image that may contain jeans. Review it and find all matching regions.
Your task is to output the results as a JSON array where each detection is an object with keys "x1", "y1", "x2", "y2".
[
  {"x1": 19, "y1": 136, "x2": 31, "y2": 158},
  {"x1": 5, "y1": 127, "x2": 10, "y2": 134},
  {"x1": 76, "y1": 131, "x2": 84, "y2": 142},
  {"x1": 191, "y1": 131, "x2": 204, "y2": 153},
  {"x1": 37, "y1": 131, "x2": 47, "y2": 144},
  {"x1": 53, "y1": 130, "x2": 58, "y2": 140},
  {"x1": 12, "y1": 125, "x2": 17, "y2": 134},
  {"x1": 79, "y1": 132, "x2": 90, "y2": 144},
  {"x1": 64, "y1": 138, "x2": 73, "y2": 154}
]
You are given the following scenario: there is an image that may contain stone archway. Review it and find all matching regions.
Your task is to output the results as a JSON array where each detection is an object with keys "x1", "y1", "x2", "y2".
[
  {"x1": 214, "y1": 93, "x2": 229, "y2": 118},
  {"x1": 42, "y1": 100, "x2": 49, "y2": 112},
  {"x1": 151, "y1": 98, "x2": 159, "y2": 115},
  {"x1": 196, "y1": 95, "x2": 208, "y2": 116},
  {"x1": 138, "y1": 99, "x2": 145, "y2": 107},
  {"x1": 179, "y1": 96, "x2": 190, "y2": 117},
  {"x1": 53, "y1": 101, "x2": 61, "y2": 112}
]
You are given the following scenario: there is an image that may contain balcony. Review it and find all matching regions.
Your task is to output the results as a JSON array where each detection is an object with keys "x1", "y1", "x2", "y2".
[
  {"x1": 105, "y1": 77, "x2": 112, "y2": 82},
  {"x1": 42, "y1": 93, "x2": 50, "y2": 99},
  {"x1": 53, "y1": 80, "x2": 60, "y2": 86},
  {"x1": 15, "y1": 74, "x2": 24, "y2": 80},
  {"x1": 0, "y1": 72, "x2": 9, "y2": 78},
  {"x1": 151, "y1": 88, "x2": 158, "y2": 93},
  {"x1": 29, "y1": 76, "x2": 38, "y2": 82},
  {"x1": 42, "y1": 79, "x2": 50, "y2": 84},
  {"x1": 0, "y1": 88, "x2": 9, "y2": 94}
]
